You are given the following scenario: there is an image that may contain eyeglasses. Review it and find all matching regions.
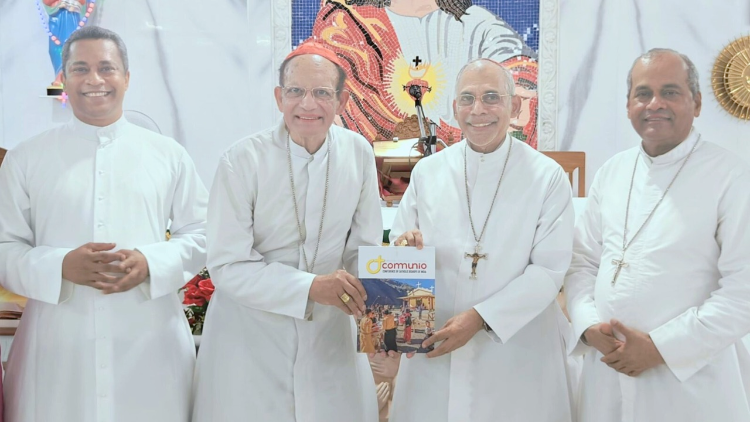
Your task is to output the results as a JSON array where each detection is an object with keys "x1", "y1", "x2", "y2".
[
  {"x1": 456, "y1": 92, "x2": 512, "y2": 107},
  {"x1": 280, "y1": 86, "x2": 338, "y2": 102}
]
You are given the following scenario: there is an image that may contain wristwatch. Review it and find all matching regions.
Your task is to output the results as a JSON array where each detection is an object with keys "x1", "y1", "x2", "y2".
[{"x1": 482, "y1": 320, "x2": 493, "y2": 333}]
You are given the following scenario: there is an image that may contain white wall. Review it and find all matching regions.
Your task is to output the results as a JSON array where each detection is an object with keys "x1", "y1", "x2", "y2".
[
  {"x1": 0, "y1": 0, "x2": 279, "y2": 188},
  {"x1": 558, "y1": 0, "x2": 750, "y2": 191}
]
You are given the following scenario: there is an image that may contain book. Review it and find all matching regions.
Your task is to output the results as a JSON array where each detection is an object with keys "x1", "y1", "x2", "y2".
[{"x1": 356, "y1": 246, "x2": 436, "y2": 353}]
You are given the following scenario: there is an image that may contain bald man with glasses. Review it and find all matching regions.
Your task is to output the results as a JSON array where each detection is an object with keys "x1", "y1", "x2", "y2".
[{"x1": 386, "y1": 58, "x2": 576, "y2": 422}]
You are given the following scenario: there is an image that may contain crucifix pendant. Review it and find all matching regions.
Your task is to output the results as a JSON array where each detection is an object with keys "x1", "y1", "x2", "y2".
[
  {"x1": 611, "y1": 256, "x2": 629, "y2": 286},
  {"x1": 464, "y1": 244, "x2": 487, "y2": 280}
]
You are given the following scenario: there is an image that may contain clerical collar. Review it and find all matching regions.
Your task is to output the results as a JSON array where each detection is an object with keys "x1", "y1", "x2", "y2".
[
  {"x1": 275, "y1": 118, "x2": 331, "y2": 159},
  {"x1": 464, "y1": 134, "x2": 511, "y2": 164},
  {"x1": 69, "y1": 114, "x2": 130, "y2": 144},
  {"x1": 638, "y1": 128, "x2": 700, "y2": 167}
]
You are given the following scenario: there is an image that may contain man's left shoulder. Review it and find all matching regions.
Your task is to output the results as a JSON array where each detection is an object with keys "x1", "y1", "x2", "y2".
[
  {"x1": 127, "y1": 124, "x2": 186, "y2": 156},
  {"x1": 331, "y1": 125, "x2": 373, "y2": 155},
  {"x1": 698, "y1": 140, "x2": 750, "y2": 174},
  {"x1": 514, "y1": 140, "x2": 565, "y2": 175}
]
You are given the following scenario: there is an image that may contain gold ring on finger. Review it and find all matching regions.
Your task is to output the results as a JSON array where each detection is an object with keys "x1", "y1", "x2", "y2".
[
  {"x1": 399, "y1": 239, "x2": 408, "y2": 246},
  {"x1": 340, "y1": 293, "x2": 351, "y2": 303}
]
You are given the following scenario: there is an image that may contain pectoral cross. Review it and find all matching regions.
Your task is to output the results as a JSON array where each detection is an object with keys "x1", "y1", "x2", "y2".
[
  {"x1": 412, "y1": 56, "x2": 422, "y2": 68},
  {"x1": 465, "y1": 245, "x2": 486, "y2": 280},
  {"x1": 611, "y1": 257, "x2": 628, "y2": 286}
]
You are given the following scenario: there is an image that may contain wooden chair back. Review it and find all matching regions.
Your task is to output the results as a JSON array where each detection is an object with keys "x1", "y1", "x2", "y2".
[{"x1": 541, "y1": 151, "x2": 586, "y2": 197}]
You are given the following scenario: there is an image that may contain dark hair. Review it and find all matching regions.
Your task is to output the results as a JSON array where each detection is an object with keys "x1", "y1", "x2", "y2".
[
  {"x1": 365, "y1": 308, "x2": 373, "y2": 314},
  {"x1": 61, "y1": 26, "x2": 128, "y2": 77},
  {"x1": 345, "y1": 0, "x2": 472, "y2": 21},
  {"x1": 278, "y1": 55, "x2": 347, "y2": 99}
]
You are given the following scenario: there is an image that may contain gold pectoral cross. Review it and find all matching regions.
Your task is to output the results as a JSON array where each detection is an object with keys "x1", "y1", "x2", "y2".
[
  {"x1": 465, "y1": 245, "x2": 486, "y2": 280},
  {"x1": 611, "y1": 257, "x2": 628, "y2": 286}
]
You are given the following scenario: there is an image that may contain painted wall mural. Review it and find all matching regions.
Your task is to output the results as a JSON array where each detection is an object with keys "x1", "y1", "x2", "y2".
[{"x1": 293, "y1": 0, "x2": 539, "y2": 148}]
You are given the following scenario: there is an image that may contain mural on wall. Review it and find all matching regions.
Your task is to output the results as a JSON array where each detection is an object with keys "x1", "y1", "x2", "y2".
[
  {"x1": 293, "y1": 0, "x2": 539, "y2": 148},
  {"x1": 36, "y1": 0, "x2": 100, "y2": 89}
]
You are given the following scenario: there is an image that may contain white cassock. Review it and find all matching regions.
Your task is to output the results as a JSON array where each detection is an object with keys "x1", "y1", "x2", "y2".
[
  {"x1": 192, "y1": 121, "x2": 383, "y2": 422},
  {"x1": 0, "y1": 116, "x2": 208, "y2": 422},
  {"x1": 387, "y1": 5, "x2": 534, "y2": 127},
  {"x1": 389, "y1": 136, "x2": 576, "y2": 422},
  {"x1": 566, "y1": 130, "x2": 750, "y2": 422}
]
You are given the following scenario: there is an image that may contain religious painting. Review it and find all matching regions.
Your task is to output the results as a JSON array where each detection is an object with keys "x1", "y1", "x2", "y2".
[
  {"x1": 357, "y1": 246, "x2": 435, "y2": 353},
  {"x1": 293, "y1": 0, "x2": 539, "y2": 147}
]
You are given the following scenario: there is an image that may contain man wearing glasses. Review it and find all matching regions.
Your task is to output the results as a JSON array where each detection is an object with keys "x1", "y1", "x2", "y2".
[
  {"x1": 388, "y1": 59, "x2": 576, "y2": 421},
  {"x1": 192, "y1": 42, "x2": 383, "y2": 422}
]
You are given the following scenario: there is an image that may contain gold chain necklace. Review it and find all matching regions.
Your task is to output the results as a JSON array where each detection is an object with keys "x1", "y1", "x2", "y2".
[{"x1": 610, "y1": 135, "x2": 700, "y2": 286}]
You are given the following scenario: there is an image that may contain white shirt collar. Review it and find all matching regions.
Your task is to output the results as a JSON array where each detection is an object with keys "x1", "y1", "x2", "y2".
[
  {"x1": 464, "y1": 134, "x2": 512, "y2": 165},
  {"x1": 639, "y1": 128, "x2": 700, "y2": 167},
  {"x1": 275, "y1": 118, "x2": 332, "y2": 159},
  {"x1": 69, "y1": 114, "x2": 130, "y2": 145}
]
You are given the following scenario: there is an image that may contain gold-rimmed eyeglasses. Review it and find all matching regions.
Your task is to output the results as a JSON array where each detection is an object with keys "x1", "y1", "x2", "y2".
[
  {"x1": 456, "y1": 92, "x2": 512, "y2": 107},
  {"x1": 280, "y1": 86, "x2": 339, "y2": 102}
]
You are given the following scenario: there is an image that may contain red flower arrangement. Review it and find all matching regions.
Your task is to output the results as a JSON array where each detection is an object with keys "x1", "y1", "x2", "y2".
[{"x1": 181, "y1": 267, "x2": 214, "y2": 335}]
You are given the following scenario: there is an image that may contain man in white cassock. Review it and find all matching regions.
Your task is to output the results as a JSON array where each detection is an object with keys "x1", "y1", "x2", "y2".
[
  {"x1": 566, "y1": 48, "x2": 750, "y2": 422},
  {"x1": 191, "y1": 43, "x2": 383, "y2": 422},
  {"x1": 0, "y1": 26, "x2": 207, "y2": 422},
  {"x1": 387, "y1": 59, "x2": 576, "y2": 422}
]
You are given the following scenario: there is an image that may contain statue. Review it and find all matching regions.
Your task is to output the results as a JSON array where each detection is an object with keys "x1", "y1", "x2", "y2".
[{"x1": 37, "y1": 0, "x2": 97, "y2": 94}]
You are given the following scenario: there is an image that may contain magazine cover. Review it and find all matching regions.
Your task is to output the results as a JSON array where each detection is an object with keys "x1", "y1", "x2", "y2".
[{"x1": 356, "y1": 246, "x2": 436, "y2": 353}]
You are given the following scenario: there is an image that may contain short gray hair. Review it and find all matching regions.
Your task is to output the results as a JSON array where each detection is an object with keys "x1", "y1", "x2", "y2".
[
  {"x1": 455, "y1": 58, "x2": 516, "y2": 101},
  {"x1": 62, "y1": 26, "x2": 129, "y2": 77},
  {"x1": 626, "y1": 48, "x2": 700, "y2": 99}
]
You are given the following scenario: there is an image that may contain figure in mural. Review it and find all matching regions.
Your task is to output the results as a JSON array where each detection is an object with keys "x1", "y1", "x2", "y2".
[
  {"x1": 39, "y1": 0, "x2": 97, "y2": 87},
  {"x1": 311, "y1": 0, "x2": 539, "y2": 148}
]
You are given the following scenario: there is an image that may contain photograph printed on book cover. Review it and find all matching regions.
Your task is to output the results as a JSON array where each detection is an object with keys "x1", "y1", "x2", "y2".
[{"x1": 357, "y1": 246, "x2": 436, "y2": 353}]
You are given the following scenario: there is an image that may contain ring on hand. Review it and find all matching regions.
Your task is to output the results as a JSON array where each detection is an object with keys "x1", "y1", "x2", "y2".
[
  {"x1": 399, "y1": 239, "x2": 408, "y2": 246},
  {"x1": 340, "y1": 293, "x2": 351, "y2": 303}
]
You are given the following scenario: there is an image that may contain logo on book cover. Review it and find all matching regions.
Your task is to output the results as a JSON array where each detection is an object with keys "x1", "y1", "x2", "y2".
[{"x1": 366, "y1": 255, "x2": 430, "y2": 275}]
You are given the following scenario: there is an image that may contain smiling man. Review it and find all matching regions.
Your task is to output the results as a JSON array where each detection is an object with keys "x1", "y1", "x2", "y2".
[
  {"x1": 191, "y1": 42, "x2": 383, "y2": 422},
  {"x1": 387, "y1": 59, "x2": 576, "y2": 421},
  {"x1": 566, "y1": 48, "x2": 750, "y2": 422},
  {"x1": 0, "y1": 26, "x2": 208, "y2": 422}
]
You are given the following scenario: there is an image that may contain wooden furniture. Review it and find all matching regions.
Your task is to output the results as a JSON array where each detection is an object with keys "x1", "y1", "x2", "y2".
[
  {"x1": 541, "y1": 151, "x2": 586, "y2": 197},
  {"x1": 0, "y1": 148, "x2": 6, "y2": 166},
  {"x1": 374, "y1": 115, "x2": 458, "y2": 206},
  {"x1": 374, "y1": 115, "x2": 427, "y2": 206},
  {"x1": 375, "y1": 141, "x2": 421, "y2": 206}
]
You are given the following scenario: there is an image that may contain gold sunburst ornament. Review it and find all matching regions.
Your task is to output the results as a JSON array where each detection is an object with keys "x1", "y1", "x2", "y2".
[{"x1": 712, "y1": 36, "x2": 750, "y2": 120}]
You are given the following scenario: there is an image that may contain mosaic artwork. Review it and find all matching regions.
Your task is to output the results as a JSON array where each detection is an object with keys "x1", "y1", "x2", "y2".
[{"x1": 292, "y1": 0, "x2": 539, "y2": 148}]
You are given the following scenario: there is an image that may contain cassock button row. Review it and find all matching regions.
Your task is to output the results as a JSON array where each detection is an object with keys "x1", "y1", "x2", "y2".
[{"x1": 98, "y1": 196, "x2": 104, "y2": 201}]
